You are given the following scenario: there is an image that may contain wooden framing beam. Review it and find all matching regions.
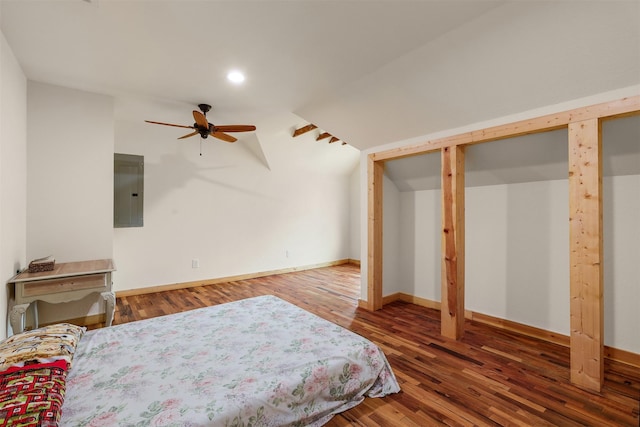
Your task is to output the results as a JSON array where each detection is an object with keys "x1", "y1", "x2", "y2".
[
  {"x1": 316, "y1": 132, "x2": 331, "y2": 141},
  {"x1": 568, "y1": 118, "x2": 604, "y2": 392},
  {"x1": 292, "y1": 124, "x2": 317, "y2": 137},
  {"x1": 365, "y1": 95, "x2": 639, "y2": 390},
  {"x1": 441, "y1": 146, "x2": 465, "y2": 339},
  {"x1": 371, "y1": 95, "x2": 639, "y2": 162},
  {"x1": 367, "y1": 155, "x2": 384, "y2": 311}
]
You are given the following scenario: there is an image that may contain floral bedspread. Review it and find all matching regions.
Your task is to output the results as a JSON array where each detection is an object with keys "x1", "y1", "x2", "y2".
[{"x1": 60, "y1": 295, "x2": 400, "y2": 426}]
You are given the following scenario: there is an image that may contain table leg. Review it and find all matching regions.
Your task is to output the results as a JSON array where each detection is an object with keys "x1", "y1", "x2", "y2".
[
  {"x1": 33, "y1": 300, "x2": 39, "y2": 329},
  {"x1": 10, "y1": 303, "x2": 30, "y2": 334},
  {"x1": 101, "y1": 291, "x2": 116, "y2": 327}
]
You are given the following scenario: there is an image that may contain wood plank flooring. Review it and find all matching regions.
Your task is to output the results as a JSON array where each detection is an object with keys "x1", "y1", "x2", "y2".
[{"x1": 106, "y1": 264, "x2": 639, "y2": 426}]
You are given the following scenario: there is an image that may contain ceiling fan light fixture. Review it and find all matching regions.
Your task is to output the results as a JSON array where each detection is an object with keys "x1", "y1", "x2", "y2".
[{"x1": 227, "y1": 70, "x2": 245, "y2": 84}]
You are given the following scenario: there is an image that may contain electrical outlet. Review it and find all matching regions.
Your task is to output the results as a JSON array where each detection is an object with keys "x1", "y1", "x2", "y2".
[{"x1": 192, "y1": 259, "x2": 199, "y2": 268}]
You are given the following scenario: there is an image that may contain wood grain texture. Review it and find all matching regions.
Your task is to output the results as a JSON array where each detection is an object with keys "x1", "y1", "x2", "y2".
[
  {"x1": 384, "y1": 292, "x2": 640, "y2": 367},
  {"x1": 441, "y1": 146, "x2": 465, "y2": 340},
  {"x1": 568, "y1": 118, "x2": 604, "y2": 392},
  {"x1": 366, "y1": 96, "x2": 639, "y2": 397},
  {"x1": 11, "y1": 258, "x2": 115, "y2": 282},
  {"x1": 22, "y1": 274, "x2": 105, "y2": 297},
  {"x1": 116, "y1": 259, "x2": 350, "y2": 297},
  {"x1": 367, "y1": 154, "x2": 384, "y2": 311},
  {"x1": 371, "y1": 95, "x2": 640, "y2": 162},
  {"x1": 100, "y1": 264, "x2": 640, "y2": 426}
]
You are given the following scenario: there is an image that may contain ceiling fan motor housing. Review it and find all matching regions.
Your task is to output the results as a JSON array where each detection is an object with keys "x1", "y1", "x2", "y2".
[{"x1": 196, "y1": 104, "x2": 212, "y2": 137}]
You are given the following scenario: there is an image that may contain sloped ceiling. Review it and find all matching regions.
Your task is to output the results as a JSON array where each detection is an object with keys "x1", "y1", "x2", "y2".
[
  {"x1": 297, "y1": 1, "x2": 640, "y2": 150},
  {"x1": 1, "y1": 1, "x2": 638, "y2": 177},
  {"x1": 385, "y1": 115, "x2": 640, "y2": 192},
  {"x1": 0, "y1": 0, "x2": 503, "y2": 147}
]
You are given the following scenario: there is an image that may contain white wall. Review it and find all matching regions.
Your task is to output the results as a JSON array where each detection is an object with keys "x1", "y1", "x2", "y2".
[
  {"x1": 394, "y1": 175, "x2": 639, "y2": 353},
  {"x1": 7, "y1": 79, "x2": 356, "y2": 324},
  {"x1": 113, "y1": 118, "x2": 355, "y2": 291},
  {"x1": 396, "y1": 179, "x2": 567, "y2": 316},
  {"x1": 399, "y1": 187, "x2": 441, "y2": 301},
  {"x1": 27, "y1": 82, "x2": 114, "y2": 261},
  {"x1": 603, "y1": 175, "x2": 640, "y2": 351},
  {"x1": 465, "y1": 179, "x2": 570, "y2": 334},
  {"x1": 382, "y1": 175, "x2": 401, "y2": 295},
  {"x1": 348, "y1": 165, "x2": 360, "y2": 261},
  {"x1": 27, "y1": 82, "x2": 114, "y2": 323},
  {"x1": 0, "y1": 29, "x2": 27, "y2": 337}
]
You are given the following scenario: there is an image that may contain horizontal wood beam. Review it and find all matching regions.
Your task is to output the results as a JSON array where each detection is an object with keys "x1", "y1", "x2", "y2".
[
  {"x1": 316, "y1": 132, "x2": 331, "y2": 141},
  {"x1": 365, "y1": 95, "x2": 640, "y2": 355},
  {"x1": 292, "y1": 124, "x2": 317, "y2": 137},
  {"x1": 372, "y1": 95, "x2": 640, "y2": 162}
]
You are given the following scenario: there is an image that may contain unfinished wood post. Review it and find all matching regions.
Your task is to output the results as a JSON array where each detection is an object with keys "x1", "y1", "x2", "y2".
[
  {"x1": 367, "y1": 155, "x2": 384, "y2": 311},
  {"x1": 441, "y1": 145, "x2": 465, "y2": 339},
  {"x1": 568, "y1": 118, "x2": 603, "y2": 392}
]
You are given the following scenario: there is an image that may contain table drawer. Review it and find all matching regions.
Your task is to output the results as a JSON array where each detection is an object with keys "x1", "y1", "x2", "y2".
[{"x1": 21, "y1": 273, "x2": 107, "y2": 298}]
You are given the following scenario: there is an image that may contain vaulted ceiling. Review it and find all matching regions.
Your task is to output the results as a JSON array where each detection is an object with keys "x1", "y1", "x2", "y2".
[{"x1": 1, "y1": 1, "x2": 638, "y2": 157}]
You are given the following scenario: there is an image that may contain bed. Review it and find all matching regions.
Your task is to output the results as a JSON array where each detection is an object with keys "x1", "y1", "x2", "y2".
[{"x1": 0, "y1": 295, "x2": 400, "y2": 426}]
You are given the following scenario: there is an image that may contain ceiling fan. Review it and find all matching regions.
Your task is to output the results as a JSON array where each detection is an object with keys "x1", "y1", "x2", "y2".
[{"x1": 145, "y1": 104, "x2": 256, "y2": 143}]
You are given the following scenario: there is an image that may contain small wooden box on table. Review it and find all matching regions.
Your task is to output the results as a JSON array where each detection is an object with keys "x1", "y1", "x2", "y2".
[{"x1": 9, "y1": 259, "x2": 116, "y2": 334}]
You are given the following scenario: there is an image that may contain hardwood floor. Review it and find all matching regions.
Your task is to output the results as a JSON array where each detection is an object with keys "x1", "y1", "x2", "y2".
[{"x1": 108, "y1": 264, "x2": 639, "y2": 426}]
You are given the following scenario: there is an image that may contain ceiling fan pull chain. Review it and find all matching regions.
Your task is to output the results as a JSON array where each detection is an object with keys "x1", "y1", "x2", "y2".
[{"x1": 200, "y1": 138, "x2": 203, "y2": 156}]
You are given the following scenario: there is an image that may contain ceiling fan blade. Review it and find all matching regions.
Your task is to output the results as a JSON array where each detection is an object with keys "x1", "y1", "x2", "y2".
[
  {"x1": 213, "y1": 125, "x2": 256, "y2": 133},
  {"x1": 145, "y1": 120, "x2": 195, "y2": 130},
  {"x1": 193, "y1": 111, "x2": 210, "y2": 129},
  {"x1": 178, "y1": 130, "x2": 199, "y2": 140},
  {"x1": 211, "y1": 131, "x2": 237, "y2": 143}
]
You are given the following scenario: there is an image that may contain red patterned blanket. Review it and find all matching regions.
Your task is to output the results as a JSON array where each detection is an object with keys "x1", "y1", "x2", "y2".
[{"x1": 0, "y1": 360, "x2": 68, "y2": 427}]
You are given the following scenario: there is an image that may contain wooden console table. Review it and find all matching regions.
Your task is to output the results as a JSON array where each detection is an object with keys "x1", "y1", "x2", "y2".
[{"x1": 8, "y1": 259, "x2": 116, "y2": 334}]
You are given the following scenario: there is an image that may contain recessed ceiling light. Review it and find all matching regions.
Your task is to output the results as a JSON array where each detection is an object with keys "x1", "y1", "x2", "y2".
[{"x1": 227, "y1": 70, "x2": 245, "y2": 84}]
